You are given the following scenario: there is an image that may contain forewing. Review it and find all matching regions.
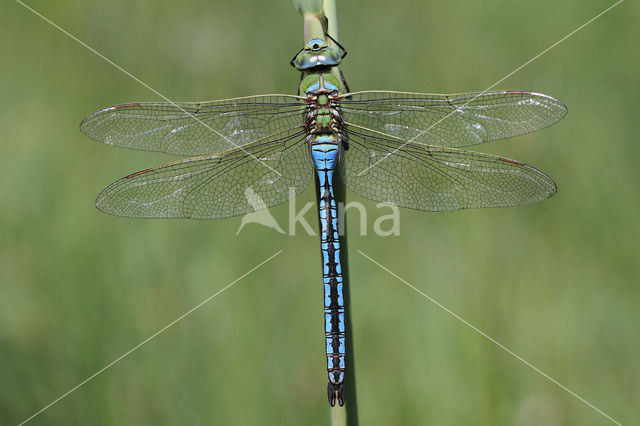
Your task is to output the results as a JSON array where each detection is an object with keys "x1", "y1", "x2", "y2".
[
  {"x1": 81, "y1": 95, "x2": 305, "y2": 156},
  {"x1": 341, "y1": 126, "x2": 556, "y2": 211},
  {"x1": 339, "y1": 91, "x2": 566, "y2": 147},
  {"x1": 95, "y1": 129, "x2": 312, "y2": 219}
]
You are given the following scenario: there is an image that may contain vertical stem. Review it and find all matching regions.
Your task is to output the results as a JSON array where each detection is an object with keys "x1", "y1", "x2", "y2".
[
  {"x1": 332, "y1": 173, "x2": 359, "y2": 426},
  {"x1": 303, "y1": 14, "x2": 325, "y2": 42},
  {"x1": 296, "y1": 1, "x2": 357, "y2": 424},
  {"x1": 324, "y1": 0, "x2": 339, "y2": 40},
  {"x1": 322, "y1": 1, "x2": 358, "y2": 425}
]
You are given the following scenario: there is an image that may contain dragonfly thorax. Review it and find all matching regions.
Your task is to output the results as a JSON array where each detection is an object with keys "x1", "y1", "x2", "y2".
[
  {"x1": 304, "y1": 92, "x2": 343, "y2": 134},
  {"x1": 303, "y1": 74, "x2": 346, "y2": 163},
  {"x1": 300, "y1": 72, "x2": 341, "y2": 94}
]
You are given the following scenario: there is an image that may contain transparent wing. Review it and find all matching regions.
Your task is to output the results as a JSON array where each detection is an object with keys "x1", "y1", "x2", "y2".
[
  {"x1": 95, "y1": 129, "x2": 312, "y2": 219},
  {"x1": 81, "y1": 95, "x2": 306, "y2": 156},
  {"x1": 341, "y1": 125, "x2": 556, "y2": 211},
  {"x1": 339, "y1": 91, "x2": 566, "y2": 148}
]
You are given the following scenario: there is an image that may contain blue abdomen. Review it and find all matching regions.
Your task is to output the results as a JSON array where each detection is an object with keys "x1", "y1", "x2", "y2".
[{"x1": 311, "y1": 134, "x2": 346, "y2": 406}]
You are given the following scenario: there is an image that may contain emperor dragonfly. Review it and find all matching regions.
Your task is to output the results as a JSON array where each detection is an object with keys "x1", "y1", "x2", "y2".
[{"x1": 81, "y1": 37, "x2": 566, "y2": 406}]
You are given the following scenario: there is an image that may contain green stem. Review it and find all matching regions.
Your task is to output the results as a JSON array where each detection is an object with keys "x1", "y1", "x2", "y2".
[
  {"x1": 324, "y1": 0, "x2": 339, "y2": 40},
  {"x1": 303, "y1": 13, "x2": 325, "y2": 41},
  {"x1": 296, "y1": 1, "x2": 359, "y2": 425},
  {"x1": 326, "y1": 8, "x2": 357, "y2": 426},
  {"x1": 333, "y1": 174, "x2": 359, "y2": 426}
]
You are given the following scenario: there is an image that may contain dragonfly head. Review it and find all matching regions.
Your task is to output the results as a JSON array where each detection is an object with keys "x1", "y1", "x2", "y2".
[{"x1": 290, "y1": 37, "x2": 346, "y2": 70}]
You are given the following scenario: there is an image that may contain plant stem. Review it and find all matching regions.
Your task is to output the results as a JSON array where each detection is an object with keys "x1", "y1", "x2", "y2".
[
  {"x1": 332, "y1": 168, "x2": 359, "y2": 426},
  {"x1": 297, "y1": 0, "x2": 359, "y2": 424},
  {"x1": 324, "y1": 0, "x2": 339, "y2": 40},
  {"x1": 324, "y1": 5, "x2": 358, "y2": 425}
]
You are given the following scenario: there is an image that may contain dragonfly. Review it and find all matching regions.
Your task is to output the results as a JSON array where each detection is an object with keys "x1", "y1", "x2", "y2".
[{"x1": 81, "y1": 36, "x2": 566, "y2": 407}]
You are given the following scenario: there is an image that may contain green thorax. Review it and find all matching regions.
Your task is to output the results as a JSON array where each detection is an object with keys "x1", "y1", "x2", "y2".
[
  {"x1": 300, "y1": 72, "x2": 343, "y2": 96},
  {"x1": 292, "y1": 38, "x2": 348, "y2": 136},
  {"x1": 300, "y1": 74, "x2": 343, "y2": 133}
]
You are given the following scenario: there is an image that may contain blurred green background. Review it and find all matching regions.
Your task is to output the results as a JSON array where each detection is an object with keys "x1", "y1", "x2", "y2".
[{"x1": 1, "y1": 0, "x2": 638, "y2": 424}]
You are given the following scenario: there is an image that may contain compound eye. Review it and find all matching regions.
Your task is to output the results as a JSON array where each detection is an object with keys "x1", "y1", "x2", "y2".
[{"x1": 306, "y1": 38, "x2": 325, "y2": 51}]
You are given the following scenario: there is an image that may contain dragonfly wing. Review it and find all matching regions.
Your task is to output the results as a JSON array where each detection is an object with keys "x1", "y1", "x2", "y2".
[
  {"x1": 81, "y1": 95, "x2": 305, "y2": 156},
  {"x1": 96, "y1": 129, "x2": 312, "y2": 219},
  {"x1": 341, "y1": 125, "x2": 556, "y2": 211},
  {"x1": 339, "y1": 91, "x2": 566, "y2": 148}
]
